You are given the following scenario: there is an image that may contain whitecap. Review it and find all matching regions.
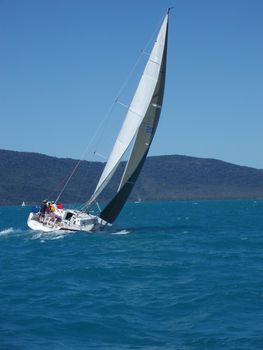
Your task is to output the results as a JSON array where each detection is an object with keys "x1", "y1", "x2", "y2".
[
  {"x1": 50, "y1": 234, "x2": 65, "y2": 240},
  {"x1": 111, "y1": 229, "x2": 130, "y2": 235},
  {"x1": 31, "y1": 230, "x2": 67, "y2": 241},
  {"x1": 31, "y1": 232, "x2": 42, "y2": 240},
  {"x1": 0, "y1": 227, "x2": 16, "y2": 236}
]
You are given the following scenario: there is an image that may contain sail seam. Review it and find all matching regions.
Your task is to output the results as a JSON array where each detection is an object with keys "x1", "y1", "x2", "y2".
[
  {"x1": 149, "y1": 59, "x2": 161, "y2": 66},
  {"x1": 128, "y1": 108, "x2": 144, "y2": 119}
]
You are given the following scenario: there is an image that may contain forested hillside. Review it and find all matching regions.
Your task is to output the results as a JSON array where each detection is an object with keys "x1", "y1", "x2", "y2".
[{"x1": 1, "y1": 149, "x2": 263, "y2": 205}]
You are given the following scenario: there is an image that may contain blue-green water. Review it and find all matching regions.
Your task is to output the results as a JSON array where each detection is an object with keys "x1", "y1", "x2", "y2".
[{"x1": 1, "y1": 200, "x2": 263, "y2": 349}]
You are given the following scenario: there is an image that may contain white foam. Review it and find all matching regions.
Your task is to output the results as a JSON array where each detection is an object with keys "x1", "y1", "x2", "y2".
[
  {"x1": 0, "y1": 227, "x2": 16, "y2": 236},
  {"x1": 111, "y1": 229, "x2": 130, "y2": 235},
  {"x1": 31, "y1": 231, "x2": 67, "y2": 241}
]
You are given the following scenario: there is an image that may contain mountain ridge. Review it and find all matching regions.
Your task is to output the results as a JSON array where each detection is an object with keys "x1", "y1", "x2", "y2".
[{"x1": 0, "y1": 149, "x2": 263, "y2": 205}]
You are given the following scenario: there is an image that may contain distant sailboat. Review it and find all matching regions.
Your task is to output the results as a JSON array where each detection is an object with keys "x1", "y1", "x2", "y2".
[
  {"x1": 134, "y1": 194, "x2": 142, "y2": 204},
  {"x1": 27, "y1": 9, "x2": 170, "y2": 232},
  {"x1": 21, "y1": 201, "x2": 26, "y2": 207}
]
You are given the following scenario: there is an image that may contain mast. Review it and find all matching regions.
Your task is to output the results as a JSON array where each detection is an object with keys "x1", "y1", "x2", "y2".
[{"x1": 84, "y1": 11, "x2": 169, "y2": 221}]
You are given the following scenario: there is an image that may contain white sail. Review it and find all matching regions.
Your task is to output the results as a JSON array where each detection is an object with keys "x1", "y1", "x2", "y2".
[{"x1": 86, "y1": 14, "x2": 169, "y2": 207}]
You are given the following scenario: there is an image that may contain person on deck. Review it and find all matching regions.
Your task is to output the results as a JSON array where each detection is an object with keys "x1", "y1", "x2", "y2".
[
  {"x1": 40, "y1": 200, "x2": 48, "y2": 220},
  {"x1": 49, "y1": 202, "x2": 56, "y2": 213},
  {"x1": 57, "y1": 202, "x2": 64, "y2": 210}
]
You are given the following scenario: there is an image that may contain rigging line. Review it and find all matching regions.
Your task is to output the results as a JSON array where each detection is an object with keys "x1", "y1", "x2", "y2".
[
  {"x1": 48, "y1": 171, "x2": 72, "y2": 203},
  {"x1": 94, "y1": 151, "x2": 107, "y2": 160},
  {"x1": 54, "y1": 159, "x2": 83, "y2": 204}
]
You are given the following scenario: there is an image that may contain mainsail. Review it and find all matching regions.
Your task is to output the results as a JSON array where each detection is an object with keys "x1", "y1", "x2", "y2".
[{"x1": 86, "y1": 11, "x2": 169, "y2": 222}]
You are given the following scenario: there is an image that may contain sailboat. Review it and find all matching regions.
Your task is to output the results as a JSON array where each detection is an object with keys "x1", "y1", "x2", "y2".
[
  {"x1": 27, "y1": 9, "x2": 170, "y2": 232},
  {"x1": 134, "y1": 194, "x2": 142, "y2": 204}
]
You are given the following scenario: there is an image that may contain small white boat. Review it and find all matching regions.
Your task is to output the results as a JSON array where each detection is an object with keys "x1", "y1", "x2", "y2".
[
  {"x1": 27, "y1": 9, "x2": 170, "y2": 232},
  {"x1": 134, "y1": 195, "x2": 142, "y2": 204}
]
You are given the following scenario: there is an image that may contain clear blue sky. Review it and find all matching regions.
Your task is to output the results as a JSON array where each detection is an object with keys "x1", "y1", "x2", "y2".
[{"x1": 1, "y1": 0, "x2": 262, "y2": 168}]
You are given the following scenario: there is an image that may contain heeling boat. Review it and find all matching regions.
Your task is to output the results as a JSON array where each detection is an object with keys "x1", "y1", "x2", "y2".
[{"x1": 27, "y1": 9, "x2": 170, "y2": 232}]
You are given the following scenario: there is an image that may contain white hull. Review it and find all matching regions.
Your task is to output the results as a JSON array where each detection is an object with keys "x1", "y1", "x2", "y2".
[{"x1": 27, "y1": 209, "x2": 108, "y2": 233}]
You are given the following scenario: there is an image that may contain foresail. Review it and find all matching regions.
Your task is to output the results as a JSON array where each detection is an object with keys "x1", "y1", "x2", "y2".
[
  {"x1": 100, "y1": 13, "x2": 169, "y2": 223},
  {"x1": 85, "y1": 13, "x2": 169, "y2": 209}
]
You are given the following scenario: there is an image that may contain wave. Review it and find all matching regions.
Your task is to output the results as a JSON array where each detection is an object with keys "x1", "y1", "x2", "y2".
[
  {"x1": 31, "y1": 230, "x2": 68, "y2": 241},
  {"x1": 0, "y1": 227, "x2": 18, "y2": 236},
  {"x1": 0, "y1": 226, "x2": 131, "y2": 240},
  {"x1": 111, "y1": 229, "x2": 130, "y2": 235}
]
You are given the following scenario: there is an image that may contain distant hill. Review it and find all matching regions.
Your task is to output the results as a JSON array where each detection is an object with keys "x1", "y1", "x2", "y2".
[{"x1": 0, "y1": 149, "x2": 263, "y2": 205}]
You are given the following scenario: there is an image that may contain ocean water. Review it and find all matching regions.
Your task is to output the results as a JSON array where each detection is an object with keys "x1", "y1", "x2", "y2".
[{"x1": 1, "y1": 200, "x2": 263, "y2": 349}]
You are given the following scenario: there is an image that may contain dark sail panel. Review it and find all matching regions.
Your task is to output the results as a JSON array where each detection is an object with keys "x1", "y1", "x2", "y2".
[
  {"x1": 99, "y1": 154, "x2": 147, "y2": 223},
  {"x1": 100, "y1": 18, "x2": 169, "y2": 224}
]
